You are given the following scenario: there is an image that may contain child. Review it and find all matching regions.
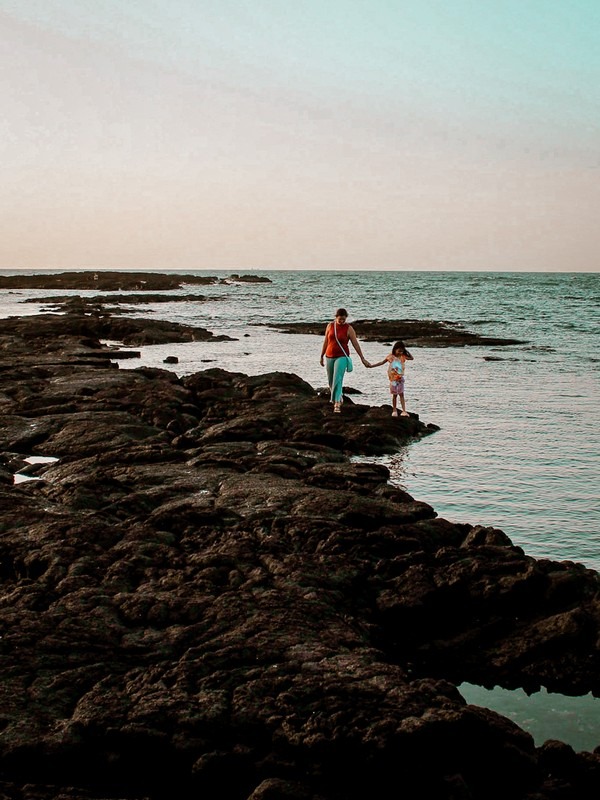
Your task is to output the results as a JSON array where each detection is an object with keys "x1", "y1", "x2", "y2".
[{"x1": 370, "y1": 340, "x2": 413, "y2": 417}]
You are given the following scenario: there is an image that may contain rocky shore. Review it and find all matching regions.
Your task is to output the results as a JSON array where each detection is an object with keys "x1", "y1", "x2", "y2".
[{"x1": 1, "y1": 304, "x2": 599, "y2": 800}]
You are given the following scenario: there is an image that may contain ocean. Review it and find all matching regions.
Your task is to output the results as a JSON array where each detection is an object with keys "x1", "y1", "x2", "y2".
[{"x1": 2, "y1": 268, "x2": 599, "y2": 749}]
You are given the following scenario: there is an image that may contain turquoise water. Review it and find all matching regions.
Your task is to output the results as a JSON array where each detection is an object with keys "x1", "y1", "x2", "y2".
[
  {"x1": 2, "y1": 269, "x2": 599, "y2": 750},
  {"x1": 459, "y1": 683, "x2": 600, "y2": 754}
]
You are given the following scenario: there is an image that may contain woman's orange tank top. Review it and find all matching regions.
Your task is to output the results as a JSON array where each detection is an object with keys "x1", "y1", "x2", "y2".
[{"x1": 325, "y1": 322, "x2": 350, "y2": 358}]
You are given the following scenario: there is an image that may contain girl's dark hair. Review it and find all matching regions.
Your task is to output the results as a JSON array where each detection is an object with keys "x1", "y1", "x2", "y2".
[
  {"x1": 335, "y1": 308, "x2": 348, "y2": 317},
  {"x1": 392, "y1": 340, "x2": 408, "y2": 354}
]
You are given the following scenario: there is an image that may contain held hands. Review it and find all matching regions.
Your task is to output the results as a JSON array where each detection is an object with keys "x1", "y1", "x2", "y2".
[{"x1": 361, "y1": 357, "x2": 372, "y2": 368}]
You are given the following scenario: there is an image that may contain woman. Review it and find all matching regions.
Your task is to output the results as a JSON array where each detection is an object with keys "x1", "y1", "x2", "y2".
[{"x1": 319, "y1": 308, "x2": 371, "y2": 413}]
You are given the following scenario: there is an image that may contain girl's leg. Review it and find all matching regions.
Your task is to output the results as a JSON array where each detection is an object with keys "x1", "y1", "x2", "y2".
[
  {"x1": 400, "y1": 392, "x2": 409, "y2": 416},
  {"x1": 391, "y1": 392, "x2": 398, "y2": 416}
]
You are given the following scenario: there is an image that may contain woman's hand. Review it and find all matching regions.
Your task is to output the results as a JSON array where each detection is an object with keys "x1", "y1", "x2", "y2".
[
  {"x1": 320, "y1": 356, "x2": 325, "y2": 367},
  {"x1": 361, "y1": 357, "x2": 372, "y2": 368}
]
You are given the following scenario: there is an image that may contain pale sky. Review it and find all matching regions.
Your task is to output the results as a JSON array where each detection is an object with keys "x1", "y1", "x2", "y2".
[{"x1": 1, "y1": 1, "x2": 599, "y2": 271}]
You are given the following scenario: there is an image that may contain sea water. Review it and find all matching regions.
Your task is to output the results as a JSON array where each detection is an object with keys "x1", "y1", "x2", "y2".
[{"x1": 2, "y1": 268, "x2": 599, "y2": 749}]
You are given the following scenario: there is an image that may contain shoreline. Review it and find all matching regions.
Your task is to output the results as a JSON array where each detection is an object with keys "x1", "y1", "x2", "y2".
[{"x1": 0, "y1": 300, "x2": 599, "y2": 798}]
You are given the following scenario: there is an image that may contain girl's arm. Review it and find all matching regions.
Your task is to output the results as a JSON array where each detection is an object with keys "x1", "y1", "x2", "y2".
[
  {"x1": 319, "y1": 324, "x2": 331, "y2": 366},
  {"x1": 367, "y1": 351, "x2": 397, "y2": 368},
  {"x1": 347, "y1": 326, "x2": 371, "y2": 367},
  {"x1": 368, "y1": 357, "x2": 390, "y2": 368}
]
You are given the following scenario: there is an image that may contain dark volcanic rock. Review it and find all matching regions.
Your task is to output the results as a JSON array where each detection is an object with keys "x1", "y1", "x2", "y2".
[
  {"x1": 265, "y1": 319, "x2": 527, "y2": 347},
  {"x1": 0, "y1": 314, "x2": 598, "y2": 800}
]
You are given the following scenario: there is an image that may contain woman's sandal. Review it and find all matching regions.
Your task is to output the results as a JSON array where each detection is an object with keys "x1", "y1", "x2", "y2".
[{"x1": 333, "y1": 403, "x2": 341, "y2": 413}]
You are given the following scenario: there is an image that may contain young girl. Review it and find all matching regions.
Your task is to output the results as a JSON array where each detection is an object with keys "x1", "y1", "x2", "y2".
[{"x1": 370, "y1": 340, "x2": 414, "y2": 417}]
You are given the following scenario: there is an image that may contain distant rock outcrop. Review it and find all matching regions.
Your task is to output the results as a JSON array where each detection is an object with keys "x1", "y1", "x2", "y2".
[
  {"x1": 223, "y1": 273, "x2": 272, "y2": 283},
  {"x1": 0, "y1": 270, "x2": 271, "y2": 291},
  {"x1": 265, "y1": 319, "x2": 527, "y2": 347}
]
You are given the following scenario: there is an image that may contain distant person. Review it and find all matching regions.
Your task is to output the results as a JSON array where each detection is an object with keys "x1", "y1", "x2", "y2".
[
  {"x1": 320, "y1": 308, "x2": 371, "y2": 413},
  {"x1": 369, "y1": 340, "x2": 414, "y2": 417}
]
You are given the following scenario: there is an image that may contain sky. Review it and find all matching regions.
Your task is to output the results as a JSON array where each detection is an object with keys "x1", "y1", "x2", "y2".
[{"x1": 1, "y1": 1, "x2": 599, "y2": 271}]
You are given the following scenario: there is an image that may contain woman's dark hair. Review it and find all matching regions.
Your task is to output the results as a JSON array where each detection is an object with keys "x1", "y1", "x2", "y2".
[
  {"x1": 335, "y1": 308, "x2": 348, "y2": 317},
  {"x1": 392, "y1": 340, "x2": 408, "y2": 354}
]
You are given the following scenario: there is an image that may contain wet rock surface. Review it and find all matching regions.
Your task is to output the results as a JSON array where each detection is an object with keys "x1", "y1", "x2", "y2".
[
  {"x1": 264, "y1": 319, "x2": 527, "y2": 347},
  {"x1": 0, "y1": 312, "x2": 598, "y2": 800}
]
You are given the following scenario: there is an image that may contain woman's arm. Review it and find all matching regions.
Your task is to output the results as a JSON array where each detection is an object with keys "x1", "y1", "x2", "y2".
[
  {"x1": 319, "y1": 324, "x2": 331, "y2": 366},
  {"x1": 347, "y1": 326, "x2": 371, "y2": 367}
]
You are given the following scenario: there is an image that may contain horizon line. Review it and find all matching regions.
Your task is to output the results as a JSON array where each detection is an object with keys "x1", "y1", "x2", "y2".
[{"x1": 0, "y1": 266, "x2": 598, "y2": 275}]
